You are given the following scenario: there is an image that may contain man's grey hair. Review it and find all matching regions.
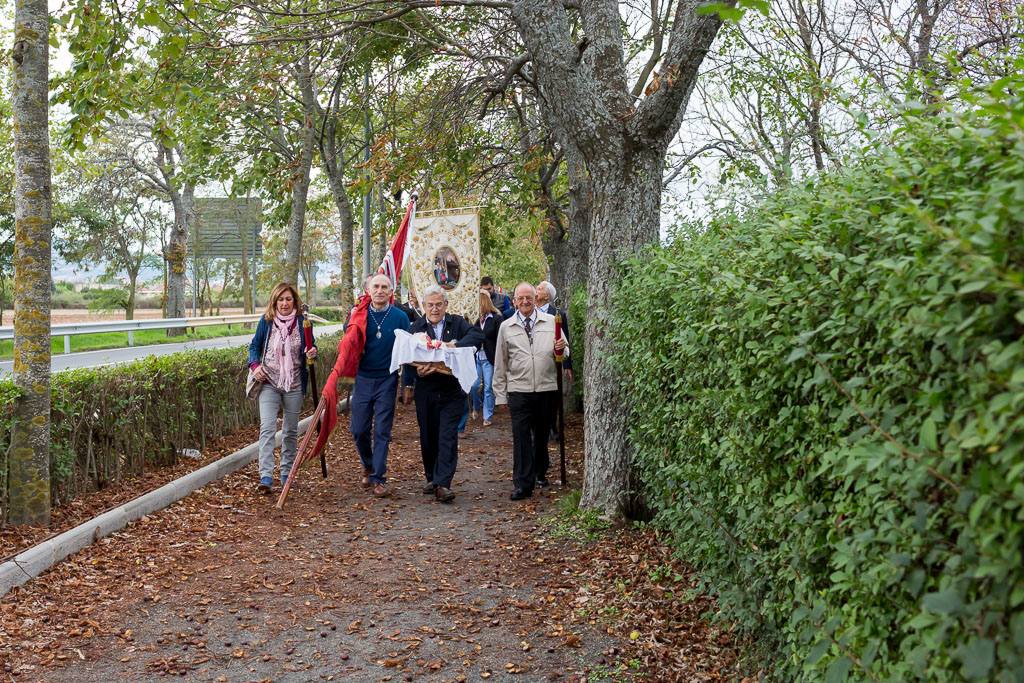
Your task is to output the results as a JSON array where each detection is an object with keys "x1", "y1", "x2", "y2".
[
  {"x1": 364, "y1": 273, "x2": 392, "y2": 291},
  {"x1": 422, "y1": 285, "x2": 448, "y2": 302},
  {"x1": 537, "y1": 280, "x2": 557, "y2": 302}
]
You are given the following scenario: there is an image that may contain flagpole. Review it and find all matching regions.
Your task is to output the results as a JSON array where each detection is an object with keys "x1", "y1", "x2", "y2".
[
  {"x1": 555, "y1": 313, "x2": 567, "y2": 486},
  {"x1": 301, "y1": 304, "x2": 327, "y2": 479},
  {"x1": 362, "y1": 70, "x2": 372, "y2": 280}
]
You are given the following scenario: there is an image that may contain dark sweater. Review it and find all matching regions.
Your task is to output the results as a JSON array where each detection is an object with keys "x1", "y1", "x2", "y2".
[
  {"x1": 475, "y1": 313, "x2": 500, "y2": 365},
  {"x1": 358, "y1": 305, "x2": 411, "y2": 378}
]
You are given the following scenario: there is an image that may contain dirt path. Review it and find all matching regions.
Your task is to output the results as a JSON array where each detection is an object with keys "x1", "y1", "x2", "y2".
[
  {"x1": 2, "y1": 402, "x2": 739, "y2": 682},
  {"x1": 2, "y1": 403, "x2": 622, "y2": 682}
]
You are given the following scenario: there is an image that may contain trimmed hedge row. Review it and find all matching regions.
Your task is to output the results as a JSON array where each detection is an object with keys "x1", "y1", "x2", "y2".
[
  {"x1": 1, "y1": 333, "x2": 341, "y2": 523},
  {"x1": 610, "y1": 83, "x2": 1024, "y2": 680}
]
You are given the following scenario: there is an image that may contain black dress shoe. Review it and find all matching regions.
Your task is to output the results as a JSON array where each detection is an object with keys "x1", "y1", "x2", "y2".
[
  {"x1": 510, "y1": 488, "x2": 533, "y2": 501},
  {"x1": 536, "y1": 478, "x2": 550, "y2": 488},
  {"x1": 422, "y1": 482, "x2": 436, "y2": 495}
]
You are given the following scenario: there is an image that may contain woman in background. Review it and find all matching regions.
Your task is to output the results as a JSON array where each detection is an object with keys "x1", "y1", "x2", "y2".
[{"x1": 471, "y1": 289, "x2": 501, "y2": 426}]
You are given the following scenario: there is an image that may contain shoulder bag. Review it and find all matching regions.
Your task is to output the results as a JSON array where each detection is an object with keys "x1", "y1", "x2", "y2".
[{"x1": 245, "y1": 320, "x2": 272, "y2": 400}]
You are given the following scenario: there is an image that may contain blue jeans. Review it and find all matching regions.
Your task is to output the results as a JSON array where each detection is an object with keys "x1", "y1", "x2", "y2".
[
  {"x1": 470, "y1": 357, "x2": 495, "y2": 421},
  {"x1": 349, "y1": 373, "x2": 399, "y2": 484},
  {"x1": 457, "y1": 398, "x2": 469, "y2": 433}
]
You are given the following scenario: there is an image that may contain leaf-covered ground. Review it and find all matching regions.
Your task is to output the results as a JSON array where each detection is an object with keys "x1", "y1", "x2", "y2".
[{"x1": 1, "y1": 402, "x2": 738, "y2": 681}]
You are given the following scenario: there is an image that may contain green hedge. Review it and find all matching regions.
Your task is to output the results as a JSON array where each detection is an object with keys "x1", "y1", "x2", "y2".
[
  {"x1": 1, "y1": 333, "x2": 341, "y2": 522},
  {"x1": 310, "y1": 306, "x2": 348, "y2": 322},
  {"x1": 610, "y1": 82, "x2": 1024, "y2": 680}
]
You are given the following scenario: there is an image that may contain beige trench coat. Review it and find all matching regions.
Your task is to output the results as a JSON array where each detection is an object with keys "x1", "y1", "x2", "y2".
[{"x1": 492, "y1": 311, "x2": 569, "y2": 404}]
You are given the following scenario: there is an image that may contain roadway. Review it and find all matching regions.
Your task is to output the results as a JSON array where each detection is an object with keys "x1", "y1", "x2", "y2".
[{"x1": 0, "y1": 324, "x2": 345, "y2": 375}]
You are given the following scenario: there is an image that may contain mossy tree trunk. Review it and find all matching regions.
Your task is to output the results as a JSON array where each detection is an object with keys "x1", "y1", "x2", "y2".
[
  {"x1": 284, "y1": 53, "x2": 316, "y2": 286},
  {"x1": 159, "y1": 145, "x2": 193, "y2": 334},
  {"x1": 9, "y1": 0, "x2": 52, "y2": 526}
]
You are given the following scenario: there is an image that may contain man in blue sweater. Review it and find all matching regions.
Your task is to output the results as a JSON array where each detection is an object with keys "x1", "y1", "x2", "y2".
[{"x1": 350, "y1": 273, "x2": 411, "y2": 497}]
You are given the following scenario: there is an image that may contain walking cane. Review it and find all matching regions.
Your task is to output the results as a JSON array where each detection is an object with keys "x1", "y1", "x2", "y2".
[
  {"x1": 302, "y1": 304, "x2": 327, "y2": 478},
  {"x1": 554, "y1": 313, "x2": 568, "y2": 486}
]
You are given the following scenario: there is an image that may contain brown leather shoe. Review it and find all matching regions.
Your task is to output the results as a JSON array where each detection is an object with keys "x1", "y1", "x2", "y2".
[
  {"x1": 361, "y1": 468, "x2": 373, "y2": 488},
  {"x1": 434, "y1": 486, "x2": 455, "y2": 503},
  {"x1": 422, "y1": 482, "x2": 436, "y2": 495},
  {"x1": 372, "y1": 483, "x2": 390, "y2": 498}
]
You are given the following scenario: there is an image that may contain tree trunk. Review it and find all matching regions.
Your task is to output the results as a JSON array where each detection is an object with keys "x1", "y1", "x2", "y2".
[
  {"x1": 162, "y1": 150, "x2": 192, "y2": 334},
  {"x1": 240, "y1": 248, "x2": 252, "y2": 314},
  {"x1": 510, "y1": 0, "x2": 722, "y2": 519},
  {"x1": 165, "y1": 194, "x2": 189, "y2": 329},
  {"x1": 284, "y1": 55, "x2": 316, "y2": 286},
  {"x1": 9, "y1": 0, "x2": 52, "y2": 526},
  {"x1": 126, "y1": 271, "x2": 137, "y2": 320},
  {"x1": 541, "y1": 141, "x2": 591, "y2": 304},
  {"x1": 324, "y1": 164, "x2": 356, "y2": 311},
  {"x1": 579, "y1": 146, "x2": 664, "y2": 518},
  {"x1": 284, "y1": 121, "x2": 314, "y2": 285}
]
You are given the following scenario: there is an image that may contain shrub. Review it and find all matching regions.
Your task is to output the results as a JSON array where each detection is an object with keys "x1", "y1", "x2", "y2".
[
  {"x1": 310, "y1": 306, "x2": 348, "y2": 322},
  {"x1": 51, "y1": 288, "x2": 87, "y2": 309},
  {"x1": 610, "y1": 81, "x2": 1024, "y2": 680},
  {"x1": 1, "y1": 333, "x2": 341, "y2": 522}
]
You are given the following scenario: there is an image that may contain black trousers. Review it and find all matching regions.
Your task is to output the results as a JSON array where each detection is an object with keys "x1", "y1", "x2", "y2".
[
  {"x1": 414, "y1": 384, "x2": 465, "y2": 488},
  {"x1": 508, "y1": 391, "x2": 559, "y2": 491}
]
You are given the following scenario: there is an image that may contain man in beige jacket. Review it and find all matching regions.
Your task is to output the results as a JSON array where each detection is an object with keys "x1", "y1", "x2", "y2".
[{"x1": 493, "y1": 282, "x2": 568, "y2": 500}]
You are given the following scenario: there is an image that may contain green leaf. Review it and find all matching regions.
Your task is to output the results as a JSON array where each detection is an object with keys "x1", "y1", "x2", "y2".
[
  {"x1": 959, "y1": 638, "x2": 995, "y2": 680},
  {"x1": 825, "y1": 656, "x2": 853, "y2": 683},
  {"x1": 957, "y1": 280, "x2": 989, "y2": 294},
  {"x1": 807, "y1": 638, "x2": 831, "y2": 665},
  {"x1": 919, "y1": 417, "x2": 938, "y2": 451},
  {"x1": 696, "y1": 2, "x2": 746, "y2": 21},
  {"x1": 922, "y1": 588, "x2": 962, "y2": 615},
  {"x1": 786, "y1": 347, "x2": 808, "y2": 363}
]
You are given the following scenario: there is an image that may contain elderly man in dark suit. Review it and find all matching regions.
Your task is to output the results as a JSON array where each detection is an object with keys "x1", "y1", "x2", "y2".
[
  {"x1": 535, "y1": 280, "x2": 573, "y2": 382},
  {"x1": 408, "y1": 286, "x2": 482, "y2": 503}
]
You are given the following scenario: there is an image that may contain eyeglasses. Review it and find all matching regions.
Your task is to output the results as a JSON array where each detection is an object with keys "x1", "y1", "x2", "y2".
[{"x1": 424, "y1": 302, "x2": 446, "y2": 309}]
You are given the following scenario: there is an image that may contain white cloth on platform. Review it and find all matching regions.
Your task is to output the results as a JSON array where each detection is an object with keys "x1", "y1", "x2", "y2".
[{"x1": 389, "y1": 329, "x2": 478, "y2": 393}]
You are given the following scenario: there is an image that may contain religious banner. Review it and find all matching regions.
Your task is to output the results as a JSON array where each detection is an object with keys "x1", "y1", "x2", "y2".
[{"x1": 407, "y1": 208, "x2": 481, "y2": 319}]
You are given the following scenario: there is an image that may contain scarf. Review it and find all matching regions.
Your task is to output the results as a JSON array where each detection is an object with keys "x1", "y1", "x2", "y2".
[{"x1": 272, "y1": 312, "x2": 298, "y2": 390}]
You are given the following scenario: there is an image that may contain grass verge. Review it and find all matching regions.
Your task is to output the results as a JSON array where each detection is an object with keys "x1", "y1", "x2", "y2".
[
  {"x1": 0, "y1": 323, "x2": 257, "y2": 360},
  {"x1": 544, "y1": 489, "x2": 612, "y2": 543}
]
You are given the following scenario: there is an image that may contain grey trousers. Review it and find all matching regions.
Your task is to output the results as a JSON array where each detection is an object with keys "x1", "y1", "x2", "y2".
[{"x1": 258, "y1": 384, "x2": 303, "y2": 481}]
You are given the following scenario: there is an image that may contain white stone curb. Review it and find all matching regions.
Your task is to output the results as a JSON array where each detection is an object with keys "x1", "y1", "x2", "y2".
[{"x1": 1, "y1": 400, "x2": 347, "y2": 598}]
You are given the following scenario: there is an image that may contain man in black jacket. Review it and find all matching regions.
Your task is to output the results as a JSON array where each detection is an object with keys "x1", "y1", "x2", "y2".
[
  {"x1": 409, "y1": 286, "x2": 483, "y2": 503},
  {"x1": 535, "y1": 280, "x2": 573, "y2": 381}
]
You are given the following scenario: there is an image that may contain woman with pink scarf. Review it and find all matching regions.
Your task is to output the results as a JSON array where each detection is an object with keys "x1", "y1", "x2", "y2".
[{"x1": 247, "y1": 282, "x2": 318, "y2": 494}]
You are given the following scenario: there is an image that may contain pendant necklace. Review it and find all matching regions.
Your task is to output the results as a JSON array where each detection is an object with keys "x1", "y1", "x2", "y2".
[{"x1": 369, "y1": 305, "x2": 390, "y2": 339}]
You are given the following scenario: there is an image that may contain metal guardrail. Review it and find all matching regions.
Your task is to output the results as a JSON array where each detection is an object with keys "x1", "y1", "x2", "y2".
[{"x1": 0, "y1": 313, "x2": 331, "y2": 354}]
